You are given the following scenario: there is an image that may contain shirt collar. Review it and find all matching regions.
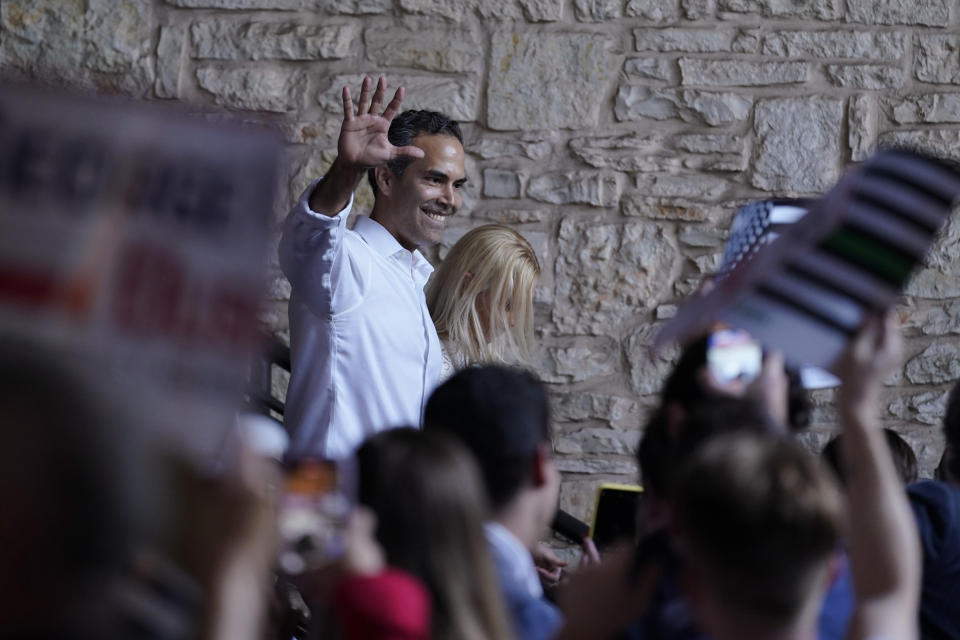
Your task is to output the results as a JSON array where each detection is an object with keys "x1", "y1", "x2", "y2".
[
  {"x1": 354, "y1": 216, "x2": 434, "y2": 284},
  {"x1": 484, "y1": 522, "x2": 543, "y2": 599}
]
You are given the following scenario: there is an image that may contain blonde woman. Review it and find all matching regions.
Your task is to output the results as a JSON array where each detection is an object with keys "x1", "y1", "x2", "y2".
[{"x1": 426, "y1": 224, "x2": 540, "y2": 379}]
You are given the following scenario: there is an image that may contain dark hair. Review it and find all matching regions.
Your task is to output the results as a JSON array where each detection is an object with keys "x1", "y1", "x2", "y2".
[
  {"x1": 658, "y1": 334, "x2": 810, "y2": 431},
  {"x1": 424, "y1": 365, "x2": 550, "y2": 511},
  {"x1": 367, "y1": 110, "x2": 463, "y2": 195},
  {"x1": 822, "y1": 428, "x2": 918, "y2": 487},
  {"x1": 674, "y1": 433, "x2": 844, "y2": 625},
  {"x1": 944, "y1": 379, "x2": 960, "y2": 480},
  {"x1": 356, "y1": 428, "x2": 512, "y2": 640},
  {"x1": 637, "y1": 393, "x2": 778, "y2": 497}
]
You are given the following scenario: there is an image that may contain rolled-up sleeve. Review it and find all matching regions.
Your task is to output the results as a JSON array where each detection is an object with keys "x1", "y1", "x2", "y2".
[{"x1": 278, "y1": 180, "x2": 355, "y2": 318}]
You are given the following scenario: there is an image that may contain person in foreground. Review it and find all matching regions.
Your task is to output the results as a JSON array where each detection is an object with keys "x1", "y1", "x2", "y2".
[
  {"x1": 279, "y1": 76, "x2": 467, "y2": 459},
  {"x1": 426, "y1": 224, "x2": 540, "y2": 378},
  {"x1": 670, "y1": 315, "x2": 921, "y2": 640},
  {"x1": 906, "y1": 378, "x2": 960, "y2": 640},
  {"x1": 355, "y1": 427, "x2": 513, "y2": 640},
  {"x1": 424, "y1": 366, "x2": 563, "y2": 640}
]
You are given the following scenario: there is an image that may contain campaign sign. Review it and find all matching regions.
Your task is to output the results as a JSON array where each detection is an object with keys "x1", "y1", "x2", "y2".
[{"x1": 0, "y1": 84, "x2": 282, "y2": 458}]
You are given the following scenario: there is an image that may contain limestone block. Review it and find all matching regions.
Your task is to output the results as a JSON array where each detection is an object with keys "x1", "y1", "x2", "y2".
[
  {"x1": 553, "y1": 219, "x2": 681, "y2": 335},
  {"x1": 569, "y1": 134, "x2": 669, "y2": 172},
  {"x1": 470, "y1": 208, "x2": 550, "y2": 224},
  {"x1": 574, "y1": 0, "x2": 623, "y2": 21},
  {"x1": 762, "y1": 30, "x2": 904, "y2": 60},
  {"x1": 915, "y1": 35, "x2": 960, "y2": 84},
  {"x1": 281, "y1": 120, "x2": 341, "y2": 145},
  {"x1": 679, "y1": 226, "x2": 726, "y2": 247},
  {"x1": 621, "y1": 196, "x2": 727, "y2": 222},
  {"x1": 1, "y1": 0, "x2": 153, "y2": 94},
  {"x1": 846, "y1": 0, "x2": 949, "y2": 26},
  {"x1": 556, "y1": 428, "x2": 641, "y2": 455},
  {"x1": 717, "y1": 0, "x2": 841, "y2": 20},
  {"x1": 825, "y1": 64, "x2": 903, "y2": 90},
  {"x1": 488, "y1": 32, "x2": 616, "y2": 130},
  {"x1": 680, "y1": 59, "x2": 807, "y2": 86},
  {"x1": 552, "y1": 393, "x2": 643, "y2": 430},
  {"x1": 673, "y1": 133, "x2": 743, "y2": 153},
  {"x1": 878, "y1": 129, "x2": 960, "y2": 163},
  {"x1": 167, "y1": 0, "x2": 392, "y2": 9},
  {"x1": 906, "y1": 269, "x2": 960, "y2": 299},
  {"x1": 915, "y1": 302, "x2": 960, "y2": 336},
  {"x1": 751, "y1": 98, "x2": 843, "y2": 193},
  {"x1": 468, "y1": 137, "x2": 552, "y2": 160},
  {"x1": 555, "y1": 456, "x2": 638, "y2": 475},
  {"x1": 682, "y1": 0, "x2": 715, "y2": 19},
  {"x1": 888, "y1": 391, "x2": 949, "y2": 425},
  {"x1": 398, "y1": 0, "x2": 469, "y2": 20},
  {"x1": 191, "y1": 20, "x2": 357, "y2": 60},
  {"x1": 891, "y1": 94, "x2": 960, "y2": 124},
  {"x1": 624, "y1": 57, "x2": 673, "y2": 81},
  {"x1": 482, "y1": 169, "x2": 522, "y2": 199},
  {"x1": 155, "y1": 23, "x2": 186, "y2": 99},
  {"x1": 906, "y1": 342, "x2": 960, "y2": 385},
  {"x1": 476, "y1": 0, "x2": 565, "y2": 21},
  {"x1": 625, "y1": 0, "x2": 679, "y2": 22},
  {"x1": 317, "y1": 73, "x2": 478, "y2": 122},
  {"x1": 527, "y1": 172, "x2": 623, "y2": 207},
  {"x1": 197, "y1": 65, "x2": 307, "y2": 112},
  {"x1": 365, "y1": 26, "x2": 481, "y2": 72},
  {"x1": 657, "y1": 304, "x2": 678, "y2": 319},
  {"x1": 848, "y1": 94, "x2": 876, "y2": 161},
  {"x1": 549, "y1": 346, "x2": 618, "y2": 382},
  {"x1": 615, "y1": 87, "x2": 753, "y2": 126},
  {"x1": 635, "y1": 173, "x2": 732, "y2": 201},
  {"x1": 634, "y1": 28, "x2": 759, "y2": 53},
  {"x1": 626, "y1": 324, "x2": 680, "y2": 396},
  {"x1": 693, "y1": 252, "x2": 724, "y2": 273}
]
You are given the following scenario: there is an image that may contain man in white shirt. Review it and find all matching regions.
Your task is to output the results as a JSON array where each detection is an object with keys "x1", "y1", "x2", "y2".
[{"x1": 279, "y1": 76, "x2": 467, "y2": 458}]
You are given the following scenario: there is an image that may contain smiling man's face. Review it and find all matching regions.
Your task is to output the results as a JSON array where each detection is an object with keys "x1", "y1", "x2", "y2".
[{"x1": 374, "y1": 134, "x2": 467, "y2": 251}]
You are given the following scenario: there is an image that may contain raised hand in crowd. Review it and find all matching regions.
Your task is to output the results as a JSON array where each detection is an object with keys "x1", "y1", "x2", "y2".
[
  {"x1": 835, "y1": 313, "x2": 922, "y2": 640},
  {"x1": 309, "y1": 76, "x2": 425, "y2": 215}
]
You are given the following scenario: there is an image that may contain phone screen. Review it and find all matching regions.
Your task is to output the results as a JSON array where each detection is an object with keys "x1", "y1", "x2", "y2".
[
  {"x1": 707, "y1": 328, "x2": 762, "y2": 384},
  {"x1": 591, "y1": 485, "x2": 643, "y2": 552}
]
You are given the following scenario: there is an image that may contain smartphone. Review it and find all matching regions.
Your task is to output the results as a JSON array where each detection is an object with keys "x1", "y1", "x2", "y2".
[
  {"x1": 707, "y1": 328, "x2": 763, "y2": 385},
  {"x1": 277, "y1": 459, "x2": 352, "y2": 574},
  {"x1": 590, "y1": 484, "x2": 643, "y2": 553}
]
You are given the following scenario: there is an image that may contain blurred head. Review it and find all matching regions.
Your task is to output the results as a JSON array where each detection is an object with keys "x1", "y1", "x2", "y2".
[
  {"x1": 822, "y1": 428, "x2": 918, "y2": 487},
  {"x1": 0, "y1": 348, "x2": 129, "y2": 629},
  {"x1": 424, "y1": 366, "x2": 558, "y2": 540},
  {"x1": 368, "y1": 110, "x2": 466, "y2": 251},
  {"x1": 427, "y1": 225, "x2": 540, "y2": 366},
  {"x1": 356, "y1": 428, "x2": 512, "y2": 640},
  {"x1": 673, "y1": 433, "x2": 845, "y2": 632}
]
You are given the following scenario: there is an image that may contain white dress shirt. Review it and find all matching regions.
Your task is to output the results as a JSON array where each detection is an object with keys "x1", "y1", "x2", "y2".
[{"x1": 278, "y1": 181, "x2": 442, "y2": 459}]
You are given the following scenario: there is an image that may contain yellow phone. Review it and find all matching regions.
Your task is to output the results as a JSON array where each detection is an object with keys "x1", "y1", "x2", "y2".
[{"x1": 590, "y1": 483, "x2": 643, "y2": 552}]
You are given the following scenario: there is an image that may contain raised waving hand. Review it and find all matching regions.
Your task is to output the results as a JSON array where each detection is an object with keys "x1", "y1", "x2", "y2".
[
  {"x1": 308, "y1": 76, "x2": 424, "y2": 215},
  {"x1": 338, "y1": 76, "x2": 424, "y2": 169}
]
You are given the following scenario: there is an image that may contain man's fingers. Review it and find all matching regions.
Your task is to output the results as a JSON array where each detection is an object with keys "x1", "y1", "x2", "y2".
[
  {"x1": 393, "y1": 144, "x2": 425, "y2": 159},
  {"x1": 341, "y1": 86, "x2": 354, "y2": 121},
  {"x1": 369, "y1": 76, "x2": 386, "y2": 115},
  {"x1": 356, "y1": 76, "x2": 372, "y2": 114},
  {"x1": 381, "y1": 86, "x2": 405, "y2": 122}
]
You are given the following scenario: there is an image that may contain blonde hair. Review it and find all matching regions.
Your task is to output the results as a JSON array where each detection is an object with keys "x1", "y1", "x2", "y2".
[{"x1": 427, "y1": 224, "x2": 540, "y2": 366}]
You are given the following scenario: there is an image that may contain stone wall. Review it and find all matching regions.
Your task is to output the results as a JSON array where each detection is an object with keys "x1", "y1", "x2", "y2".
[{"x1": 4, "y1": 0, "x2": 960, "y2": 521}]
